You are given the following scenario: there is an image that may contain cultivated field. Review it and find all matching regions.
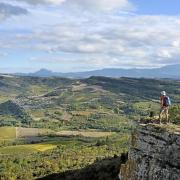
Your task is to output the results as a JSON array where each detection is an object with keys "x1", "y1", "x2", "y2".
[
  {"x1": 16, "y1": 127, "x2": 53, "y2": 138},
  {"x1": 0, "y1": 127, "x2": 16, "y2": 139},
  {"x1": 56, "y1": 131, "x2": 113, "y2": 137},
  {"x1": 0, "y1": 142, "x2": 57, "y2": 155}
]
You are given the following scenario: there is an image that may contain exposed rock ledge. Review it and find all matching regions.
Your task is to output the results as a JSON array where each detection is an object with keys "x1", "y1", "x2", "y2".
[{"x1": 119, "y1": 124, "x2": 180, "y2": 180}]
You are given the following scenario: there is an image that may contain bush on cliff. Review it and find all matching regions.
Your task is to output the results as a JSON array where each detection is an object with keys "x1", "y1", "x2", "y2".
[{"x1": 170, "y1": 105, "x2": 180, "y2": 125}]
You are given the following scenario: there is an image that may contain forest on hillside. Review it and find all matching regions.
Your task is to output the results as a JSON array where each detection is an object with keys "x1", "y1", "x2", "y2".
[{"x1": 0, "y1": 76, "x2": 179, "y2": 179}]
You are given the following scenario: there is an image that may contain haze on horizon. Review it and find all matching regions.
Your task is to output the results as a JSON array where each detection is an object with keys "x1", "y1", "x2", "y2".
[{"x1": 0, "y1": 0, "x2": 180, "y2": 73}]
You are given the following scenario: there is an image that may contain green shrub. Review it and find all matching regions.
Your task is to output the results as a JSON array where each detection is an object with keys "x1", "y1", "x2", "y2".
[{"x1": 170, "y1": 105, "x2": 180, "y2": 124}]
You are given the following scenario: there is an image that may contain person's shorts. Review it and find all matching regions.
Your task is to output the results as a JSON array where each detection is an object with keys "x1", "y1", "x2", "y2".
[{"x1": 160, "y1": 106, "x2": 169, "y2": 114}]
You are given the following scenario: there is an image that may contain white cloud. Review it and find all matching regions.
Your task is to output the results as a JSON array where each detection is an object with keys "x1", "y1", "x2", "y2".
[
  {"x1": 12, "y1": 0, "x2": 133, "y2": 12},
  {"x1": 17, "y1": 0, "x2": 66, "y2": 5},
  {"x1": 28, "y1": 15, "x2": 180, "y2": 67},
  {"x1": 0, "y1": 0, "x2": 180, "y2": 72},
  {"x1": 172, "y1": 40, "x2": 180, "y2": 47},
  {"x1": 66, "y1": 0, "x2": 133, "y2": 11},
  {"x1": 158, "y1": 49, "x2": 172, "y2": 59}
]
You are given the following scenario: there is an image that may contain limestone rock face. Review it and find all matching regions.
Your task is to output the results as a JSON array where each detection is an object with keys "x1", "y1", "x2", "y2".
[{"x1": 119, "y1": 124, "x2": 180, "y2": 180}]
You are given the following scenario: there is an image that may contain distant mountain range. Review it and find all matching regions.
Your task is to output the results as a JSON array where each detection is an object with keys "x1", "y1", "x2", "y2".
[{"x1": 12, "y1": 64, "x2": 180, "y2": 79}]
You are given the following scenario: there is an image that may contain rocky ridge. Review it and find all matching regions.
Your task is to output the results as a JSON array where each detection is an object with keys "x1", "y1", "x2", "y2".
[{"x1": 119, "y1": 124, "x2": 180, "y2": 180}]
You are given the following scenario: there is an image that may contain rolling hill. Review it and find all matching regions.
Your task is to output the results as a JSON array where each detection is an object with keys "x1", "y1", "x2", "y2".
[
  {"x1": 0, "y1": 75, "x2": 180, "y2": 179},
  {"x1": 0, "y1": 75, "x2": 180, "y2": 129}
]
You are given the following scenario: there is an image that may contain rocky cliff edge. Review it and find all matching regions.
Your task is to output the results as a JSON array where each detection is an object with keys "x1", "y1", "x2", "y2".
[{"x1": 119, "y1": 124, "x2": 180, "y2": 180}]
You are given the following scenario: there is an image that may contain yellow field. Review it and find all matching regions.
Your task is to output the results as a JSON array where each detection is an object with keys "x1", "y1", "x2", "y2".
[
  {"x1": 0, "y1": 142, "x2": 57, "y2": 155},
  {"x1": 0, "y1": 127, "x2": 16, "y2": 139},
  {"x1": 71, "y1": 111, "x2": 94, "y2": 116},
  {"x1": 31, "y1": 143, "x2": 57, "y2": 151}
]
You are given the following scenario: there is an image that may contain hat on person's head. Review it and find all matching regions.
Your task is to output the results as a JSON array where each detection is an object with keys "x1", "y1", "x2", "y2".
[{"x1": 161, "y1": 91, "x2": 166, "y2": 96}]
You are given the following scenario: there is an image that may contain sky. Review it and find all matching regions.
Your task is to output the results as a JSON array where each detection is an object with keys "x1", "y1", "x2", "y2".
[{"x1": 0, "y1": 0, "x2": 180, "y2": 73}]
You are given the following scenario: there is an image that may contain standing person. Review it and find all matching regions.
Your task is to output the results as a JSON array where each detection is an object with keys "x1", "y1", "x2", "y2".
[{"x1": 159, "y1": 91, "x2": 171, "y2": 124}]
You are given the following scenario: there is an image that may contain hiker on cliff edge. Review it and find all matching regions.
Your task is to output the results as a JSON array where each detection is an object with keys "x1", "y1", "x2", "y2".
[{"x1": 159, "y1": 91, "x2": 171, "y2": 124}]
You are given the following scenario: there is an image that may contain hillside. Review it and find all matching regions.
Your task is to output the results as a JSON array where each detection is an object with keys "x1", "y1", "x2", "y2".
[
  {"x1": 0, "y1": 76, "x2": 180, "y2": 179},
  {"x1": 0, "y1": 76, "x2": 180, "y2": 128},
  {"x1": 0, "y1": 100, "x2": 31, "y2": 123}
]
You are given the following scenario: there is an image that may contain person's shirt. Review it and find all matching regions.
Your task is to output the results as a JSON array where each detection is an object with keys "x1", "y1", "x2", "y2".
[
  {"x1": 160, "y1": 95, "x2": 165, "y2": 107},
  {"x1": 160, "y1": 95, "x2": 169, "y2": 107}
]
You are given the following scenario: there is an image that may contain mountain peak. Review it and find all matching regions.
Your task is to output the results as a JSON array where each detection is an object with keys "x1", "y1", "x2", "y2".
[
  {"x1": 32, "y1": 69, "x2": 54, "y2": 77},
  {"x1": 36, "y1": 69, "x2": 53, "y2": 73}
]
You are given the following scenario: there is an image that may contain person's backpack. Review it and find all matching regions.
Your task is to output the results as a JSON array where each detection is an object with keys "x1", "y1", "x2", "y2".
[{"x1": 163, "y1": 96, "x2": 171, "y2": 106}]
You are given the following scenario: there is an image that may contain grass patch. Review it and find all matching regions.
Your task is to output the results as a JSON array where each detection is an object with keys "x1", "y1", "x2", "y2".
[
  {"x1": 31, "y1": 143, "x2": 57, "y2": 152},
  {"x1": 156, "y1": 124, "x2": 180, "y2": 133},
  {"x1": 133, "y1": 101, "x2": 159, "y2": 112},
  {"x1": 0, "y1": 142, "x2": 57, "y2": 155}
]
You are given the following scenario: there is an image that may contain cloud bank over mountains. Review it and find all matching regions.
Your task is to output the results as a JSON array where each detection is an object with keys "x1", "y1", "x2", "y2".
[{"x1": 0, "y1": 0, "x2": 179, "y2": 73}]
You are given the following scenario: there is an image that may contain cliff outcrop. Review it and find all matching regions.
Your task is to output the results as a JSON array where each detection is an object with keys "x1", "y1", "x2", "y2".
[{"x1": 119, "y1": 124, "x2": 180, "y2": 180}]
